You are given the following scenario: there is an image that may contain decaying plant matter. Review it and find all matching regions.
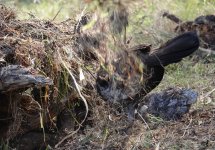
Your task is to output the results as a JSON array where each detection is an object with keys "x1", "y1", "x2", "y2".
[
  {"x1": 0, "y1": 4, "x2": 95, "y2": 143},
  {"x1": 163, "y1": 12, "x2": 215, "y2": 51}
]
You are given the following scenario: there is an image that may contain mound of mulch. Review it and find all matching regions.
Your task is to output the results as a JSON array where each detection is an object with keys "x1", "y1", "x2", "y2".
[
  {"x1": 0, "y1": 3, "x2": 99, "y2": 146},
  {"x1": 0, "y1": 4, "x2": 137, "y2": 149}
]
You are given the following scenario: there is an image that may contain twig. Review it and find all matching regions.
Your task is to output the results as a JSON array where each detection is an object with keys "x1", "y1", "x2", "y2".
[
  {"x1": 182, "y1": 118, "x2": 193, "y2": 137},
  {"x1": 137, "y1": 112, "x2": 157, "y2": 144},
  {"x1": 52, "y1": 7, "x2": 63, "y2": 22},
  {"x1": 55, "y1": 126, "x2": 81, "y2": 148},
  {"x1": 27, "y1": 12, "x2": 36, "y2": 18},
  {"x1": 200, "y1": 88, "x2": 215, "y2": 101},
  {"x1": 75, "y1": 6, "x2": 87, "y2": 32},
  {"x1": 83, "y1": 65, "x2": 97, "y2": 80},
  {"x1": 55, "y1": 45, "x2": 89, "y2": 148},
  {"x1": 155, "y1": 142, "x2": 160, "y2": 150},
  {"x1": 60, "y1": 18, "x2": 71, "y2": 23},
  {"x1": 199, "y1": 47, "x2": 215, "y2": 55},
  {"x1": 33, "y1": 99, "x2": 46, "y2": 142}
]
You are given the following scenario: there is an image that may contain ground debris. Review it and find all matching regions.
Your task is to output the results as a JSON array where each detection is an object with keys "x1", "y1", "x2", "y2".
[
  {"x1": 162, "y1": 12, "x2": 215, "y2": 55},
  {"x1": 0, "y1": 4, "x2": 95, "y2": 144},
  {"x1": 0, "y1": 65, "x2": 53, "y2": 92}
]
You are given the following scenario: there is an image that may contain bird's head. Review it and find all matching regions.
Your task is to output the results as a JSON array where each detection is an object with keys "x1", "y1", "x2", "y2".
[{"x1": 96, "y1": 51, "x2": 148, "y2": 103}]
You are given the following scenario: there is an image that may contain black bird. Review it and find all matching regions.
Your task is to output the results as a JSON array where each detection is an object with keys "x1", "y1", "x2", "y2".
[{"x1": 96, "y1": 32, "x2": 199, "y2": 119}]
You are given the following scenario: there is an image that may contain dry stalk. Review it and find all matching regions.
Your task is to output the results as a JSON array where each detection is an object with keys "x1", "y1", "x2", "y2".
[{"x1": 54, "y1": 46, "x2": 89, "y2": 148}]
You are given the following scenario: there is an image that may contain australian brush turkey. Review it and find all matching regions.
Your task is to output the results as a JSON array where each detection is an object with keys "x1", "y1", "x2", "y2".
[{"x1": 96, "y1": 32, "x2": 199, "y2": 119}]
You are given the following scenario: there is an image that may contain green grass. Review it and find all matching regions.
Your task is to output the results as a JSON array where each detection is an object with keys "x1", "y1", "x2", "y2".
[
  {"x1": 3, "y1": 0, "x2": 214, "y2": 21},
  {"x1": 4, "y1": 0, "x2": 86, "y2": 21}
]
